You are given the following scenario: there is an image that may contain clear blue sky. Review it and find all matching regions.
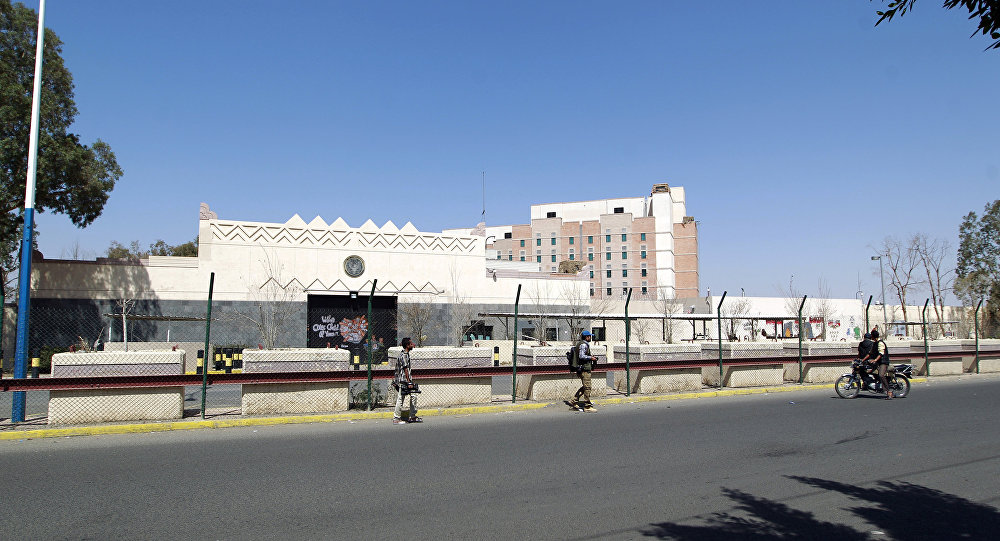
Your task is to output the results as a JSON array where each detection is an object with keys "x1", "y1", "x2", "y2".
[{"x1": 27, "y1": 0, "x2": 999, "y2": 302}]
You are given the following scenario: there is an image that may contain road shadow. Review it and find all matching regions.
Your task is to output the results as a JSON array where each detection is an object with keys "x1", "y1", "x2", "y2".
[
  {"x1": 641, "y1": 476, "x2": 1000, "y2": 540},
  {"x1": 641, "y1": 487, "x2": 868, "y2": 540},
  {"x1": 790, "y1": 475, "x2": 1000, "y2": 540}
]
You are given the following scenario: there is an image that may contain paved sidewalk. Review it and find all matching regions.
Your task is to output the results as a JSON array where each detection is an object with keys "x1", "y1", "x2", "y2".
[{"x1": 0, "y1": 379, "x2": 926, "y2": 441}]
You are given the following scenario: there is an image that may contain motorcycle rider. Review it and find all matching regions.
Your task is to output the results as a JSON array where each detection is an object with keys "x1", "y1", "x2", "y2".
[{"x1": 869, "y1": 328, "x2": 892, "y2": 399}]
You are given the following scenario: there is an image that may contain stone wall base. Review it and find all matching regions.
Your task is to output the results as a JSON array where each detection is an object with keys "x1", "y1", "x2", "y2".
[
  {"x1": 241, "y1": 382, "x2": 349, "y2": 415},
  {"x1": 49, "y1": 387, "x2": 184, "y2": 425},
  {"x1": 515, "y1": 373, "x2": 608, "y2": 401},
  {"x1": 703, "y1": 365, "x2": 783, "y2": 387},
  {"x1": 614, "y1": 368, "x2": 702, "y2": 394},
  {"x1": 784, "y1": 363, "x2": 852, "y2": 383},
  {"x1": 388, "y1": 377, "x2": 492, "y2": 408}
]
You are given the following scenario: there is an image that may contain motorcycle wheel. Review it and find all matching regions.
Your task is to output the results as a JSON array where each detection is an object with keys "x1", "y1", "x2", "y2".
[
  {"x1": 890, "y1": 376, "x2": 910, "y2": 398},
  {"x1": 835, "y1": 375, "x2": 860, "y2": 399}
]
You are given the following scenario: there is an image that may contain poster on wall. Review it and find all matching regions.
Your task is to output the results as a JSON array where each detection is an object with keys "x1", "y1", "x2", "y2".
[{"x1": 307, "y1": 295, "x2": 398, "y2": 366}]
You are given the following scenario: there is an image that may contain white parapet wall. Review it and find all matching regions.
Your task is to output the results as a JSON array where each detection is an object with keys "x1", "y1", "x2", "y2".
[
  {"x1": 611, "y1": 344, "x2": 702, "y2": 394},
  {"x1": 48, "y1": 350, "x2": 185, "y2": 424},
  {"x1": 241, "y1": 348, "x2": 353, "y2": 415}
]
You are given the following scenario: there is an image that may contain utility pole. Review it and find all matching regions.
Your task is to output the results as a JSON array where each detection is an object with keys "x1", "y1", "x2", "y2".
[{"x1": 872, "y1": 255, "x2": 888, "y2": 332}]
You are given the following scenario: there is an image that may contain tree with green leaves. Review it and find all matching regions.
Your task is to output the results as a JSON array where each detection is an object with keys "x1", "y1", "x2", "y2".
[
  {"x1": 873, "y1": 1, "x2": 1000, "y2": 50},
  {"x1": 1, "y1": 0, "x2": 123, "y2": 294},
  {"x1": 955, "y1": 200, "x2": 1000, "y2": 336},
  {"x1": 105, "y1": 238, "x2": 198, "y2": 260}
]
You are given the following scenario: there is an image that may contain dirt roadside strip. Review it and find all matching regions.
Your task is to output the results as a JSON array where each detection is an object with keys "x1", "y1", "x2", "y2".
[{"x1": 1, "y1": 379, "x2": 927, "y2": 441}]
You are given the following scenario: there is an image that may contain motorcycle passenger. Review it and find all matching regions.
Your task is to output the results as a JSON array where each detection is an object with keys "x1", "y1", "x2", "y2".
[
  {"x1": 869, "y1": 329, "x2": 892, "y2": 399},
  {"x1": 858, "y1": 332, "x2": 874, "y2": 362}
]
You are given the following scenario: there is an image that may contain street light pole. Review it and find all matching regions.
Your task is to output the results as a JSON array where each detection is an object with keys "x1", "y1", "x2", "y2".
[{"x1": 871, "y1": 255, "x2": 888, "y2": 333}]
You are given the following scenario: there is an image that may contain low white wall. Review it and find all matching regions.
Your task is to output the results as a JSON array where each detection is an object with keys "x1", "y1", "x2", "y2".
[
  {"x1": 242, "y1": 348, "x2": 352, "y2": 372},
  {"x1": 51, "y1": 350, "x2": 185, "y2": 377}
]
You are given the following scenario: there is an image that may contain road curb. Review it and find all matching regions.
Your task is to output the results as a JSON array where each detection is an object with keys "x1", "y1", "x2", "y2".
[
  {"x1": 0, "y1": 379, "x2": 928, "y2": 441},
  {"x1": 0, "y1": 402, "x2": 552, "y2": 440}
]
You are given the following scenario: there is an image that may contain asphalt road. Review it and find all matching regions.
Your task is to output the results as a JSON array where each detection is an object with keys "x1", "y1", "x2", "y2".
[{"x1": 3, "y1": 375, "x2": 1000, "y2": 540}]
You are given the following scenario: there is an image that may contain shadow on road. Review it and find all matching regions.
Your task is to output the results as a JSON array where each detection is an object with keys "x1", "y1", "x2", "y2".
[{"x1": 640, "y1": 476, "x2": 1000, "y2": 540}]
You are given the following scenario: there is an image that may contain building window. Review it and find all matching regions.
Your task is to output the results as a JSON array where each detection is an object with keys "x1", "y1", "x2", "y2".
[
  {"x1": 622, "y1": 251, "x2": 627, "y2": 259},
  {"x1": 614, "y1": 207, "x2": 624, "y2": 214},
  {"x1": 551, "y1": 266, "x2": 556, "y2": 271},
  {"x1": 606, "y1": 270, "x2": 612, "y2": 278},
  {"x1": 591, "y1": 327, "x2": 606, "y2": 341},
  {"x1": 509, "y1": 255, "x2": 513, "y2": 260},
  {"x1": 606, "y1": 287, "x2": 612, "y2": 296},
  {"x1": 641, "y1": 286, "x2": 648, "y2": 295},
  {"x1": 640, "y1": 233, "x2": 646, "y2": 241},
  {"x1": 536, "y1": 238, "x2": 541, "y2": 246},
  {"x1": 551, "y1": 236, "x2": 556, "y2": 245},
  {"x1": 588, "y1": 236, "x2": 593, "y2": 243},
  {"x1": 520, "y1": 240, "x2": 525, "y2": 247},
  {"x1": 621, "y1": 234, "x2": 627, "y2": 241},
  {"x1": 551, "y1": 255, "x2": 556, "y2": 262},
  {"x1": 520, "y1": 250, "x2": 525, "y2": 257},
  {"x1": 546, "y1": 211, "x2": 556, "y2": 218},
  {"x1": 606, "y1": 252, "x2": 611, "y2": 260},
  {"x1": 536, "y1": 256, "x2": 541, "y2": 263},
  {"x1": 520, "y1": 256, "x2": 525, "y2": 261},
  {"x1": 588, "y1": 253, "x2": 593, "y2": 261},
  {"x1": 546, "y1": 328, "x2": 557, "y2": 341},
  {"x1": 605, "y1": 234, "x2": 611, "y2": 242},
  {"x1": 569, "y1": 237, "x2": 574, "y2": 245},
  {"x1": 590, "y1": 288, "x2": 594, "y2": 297},
  {"x1": 590, "y1": 270, "x2": 594, "y2": 278},
  {"x1": 504, "y1": 232, "x2": 512, "y2": 239},
  {"x1": 623, "y1": 287, "x2": 629, "y2": 295},
  {"x1": 641, "y1": 268, "x2": 647, "y2": 277},
  {"x1": 622, "y1": 269, "x2": 628, "y2": 277},
  {"x1": 569, "y1": 254, "x2": 575, "y2": 260},
  {"x1": 641, "y1": 251, "x2": 647, "y2": 259}
]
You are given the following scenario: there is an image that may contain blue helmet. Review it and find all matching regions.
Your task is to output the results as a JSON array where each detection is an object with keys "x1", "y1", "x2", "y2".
[{"x1": 581, "y1": 330, "x2": 592, "y2": 338}]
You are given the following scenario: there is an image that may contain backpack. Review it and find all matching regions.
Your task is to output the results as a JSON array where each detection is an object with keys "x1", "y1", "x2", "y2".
[{"x1": 566, "y1": 345, "x2": 579, "y2": 372}]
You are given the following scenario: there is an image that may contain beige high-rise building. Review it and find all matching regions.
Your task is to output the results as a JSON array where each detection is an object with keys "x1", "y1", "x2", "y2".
[{"x1": 476, "y1": 184, "x2": 698, "y2": 299}]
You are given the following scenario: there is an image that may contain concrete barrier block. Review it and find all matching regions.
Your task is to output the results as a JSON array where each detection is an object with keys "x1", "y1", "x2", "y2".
[
  {"x1": 242, "y1": 348, "x2": 352, "y2": 372},
  {"x1": 49, "y1": 387, "x2": 184, "y2": 425},
  {"x1": 615, "y1": 368, "x2": 702, "y2": 394},
  {"x1": 241, "y1": 382, "x2": 349, "y2": 415},
  {"x1": 797, "y1": 363, "x2": 852, "y2": 383},
  {"x1": 515, "y1": 373, "x2": 608, "y2": 401},
  {"x1": 927, "y1": 359, "x2": 963, "y2": 376},
  {"x1": 976, "y1": 357, "x2": 1000, "y2": 373},
  {"x1": 516, "y1": 345, "x2": 607, "y2": 366},
  {"x1": 387, "y1": 377, "x2": 492, "y2": 407},
  {"x1": 51, "y1": 350, "x2": 185, "y2": 377},
  {"x1": 390, "y1": 346, "x2": 493, "y2": 368},
  {"x1": 703, "y1": 365, "x2": 783, "y2": 387}
]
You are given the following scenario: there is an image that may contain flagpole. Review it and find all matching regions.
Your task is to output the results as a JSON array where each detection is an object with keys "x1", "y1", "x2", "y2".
[{"x1": 12, "y1": 0, "x2": 46, "y2": 423}]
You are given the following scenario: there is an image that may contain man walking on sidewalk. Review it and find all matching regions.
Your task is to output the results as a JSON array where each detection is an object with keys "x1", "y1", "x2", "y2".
[{"x1": 571, "y1": 330, "x2": 598, "y2": 412}]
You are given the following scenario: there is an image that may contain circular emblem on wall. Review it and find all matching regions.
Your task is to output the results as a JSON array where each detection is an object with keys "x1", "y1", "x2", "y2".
[{"x1": 344, "y1": 255, "x2": 365, "y2": 278}]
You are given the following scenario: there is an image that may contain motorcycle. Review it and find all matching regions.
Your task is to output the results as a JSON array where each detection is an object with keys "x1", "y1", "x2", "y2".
[{"x1": 835, "y1": 359, "x2": 913, "y2": 399}]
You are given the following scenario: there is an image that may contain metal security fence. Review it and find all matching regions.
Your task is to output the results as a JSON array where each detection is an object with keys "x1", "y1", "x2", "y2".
[{"x1": 3, "y1": 280, "x2": 999, "y2": 427}]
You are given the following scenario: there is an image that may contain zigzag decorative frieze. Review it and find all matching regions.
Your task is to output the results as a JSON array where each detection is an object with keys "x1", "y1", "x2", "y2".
[
  {"x1": 209, "y1": 219, "x2": 478, "y2": 254},
  {"x1": 299, "y1": 277, "x2": 441, "y2": 294}
]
